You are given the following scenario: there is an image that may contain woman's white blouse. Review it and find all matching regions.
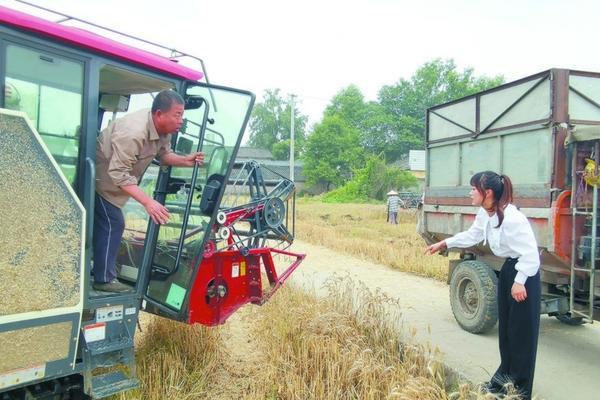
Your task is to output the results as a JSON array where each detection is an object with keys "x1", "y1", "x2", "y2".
[{"x1": 444, "y1": 204, "x2": 540, "y2": 284}]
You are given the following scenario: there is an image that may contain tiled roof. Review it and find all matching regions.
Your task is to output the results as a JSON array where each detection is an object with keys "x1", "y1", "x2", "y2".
[
  {"x1": 236, "y1": 146, "x2": 274, "y2": 160},
  {"x1": 231, "y1": 160, "x2": 306, "y2": 183}
]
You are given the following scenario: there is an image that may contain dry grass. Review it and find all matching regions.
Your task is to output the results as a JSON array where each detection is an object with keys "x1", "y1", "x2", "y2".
[
  {"x1": 295, "y1": 199, "x2": 453, "y2": 281},
  {"x1": 245, "y1": 277, "x2": 447, "y2": 399},
  {"x1": 112, "y1": 316, "x2": 223, "y2": 400},
  {"x1": 244, "y1": 277, "x2": 520, "y2": 400}
]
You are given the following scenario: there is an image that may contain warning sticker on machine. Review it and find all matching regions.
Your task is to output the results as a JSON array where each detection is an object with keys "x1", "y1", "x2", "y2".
[
  {"x1": 96, "y1": 305, "x2": 123, "y2": 323},
  {"x1": 0, "y1": 364, "x2": 45, "y2": 389},
  {"x1": 232, "y1": 262, "x2": 240, "y2": 278},
  {"x1": 83, "y1": 323, "x2": 106, "y2": 343}
]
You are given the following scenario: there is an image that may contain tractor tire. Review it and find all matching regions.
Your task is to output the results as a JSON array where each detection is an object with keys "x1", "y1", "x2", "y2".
[
  {"x1": 449, "y1": 260, "x2": 498, "y2": 334},
  {"x1": 556, "y1": 312, "x2": 585, "y2": 326}
]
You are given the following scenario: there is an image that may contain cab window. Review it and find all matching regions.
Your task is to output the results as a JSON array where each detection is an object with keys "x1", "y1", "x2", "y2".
[{"x1": 3, "y1": 43, "x2": 83, "y2": 185}]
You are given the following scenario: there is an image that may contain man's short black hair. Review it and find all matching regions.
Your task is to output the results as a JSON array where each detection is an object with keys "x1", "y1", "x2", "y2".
[{"x1": 151, "y1": 89, "x2": 184, "y2": 113}]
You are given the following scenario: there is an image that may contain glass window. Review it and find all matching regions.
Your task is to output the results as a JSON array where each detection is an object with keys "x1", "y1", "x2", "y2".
[
  {"x1": 99, "y1": 92, "x2": 156, "y2": 130},
  {"x1": 98, "y1": 65, "x2": 174, "y2": 129},
  {"x1": 145, "y1": 85, "x2": 254, "y2": 311},
  {"x1": 4, "y1": 44, "x2": 83, "y2": 185}
]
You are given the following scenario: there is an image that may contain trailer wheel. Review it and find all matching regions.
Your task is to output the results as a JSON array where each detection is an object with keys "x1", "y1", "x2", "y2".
[
  {"x1": 556, "y1": 312, "x2": 585, "y2": 326},
  {"x1": 449, "y1": 260, "x2": 498, "y2": 334}
]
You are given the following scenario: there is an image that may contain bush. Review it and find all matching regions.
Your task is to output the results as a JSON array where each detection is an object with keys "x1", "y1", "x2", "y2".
[{"x1": 322, "y1": 155, "x2": 416, "y2": 203}]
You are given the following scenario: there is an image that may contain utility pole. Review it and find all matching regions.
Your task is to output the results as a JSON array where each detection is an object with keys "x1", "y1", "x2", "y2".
[{"x1": 289, "y1": 94, "x2": 296, "y2": 182}]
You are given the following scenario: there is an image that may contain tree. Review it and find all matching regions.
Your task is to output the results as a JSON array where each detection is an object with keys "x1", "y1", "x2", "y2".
[
  {"x1": 323, "y1": 86, "x2": 405, "y2": 160},
  {"x1": 302, "y1": 115, "x2": 363, "y2": 191},
  {"x1": 377, "y1": 59, "x2": 504, "y2": 151},
  {"x1": 323, "y1": 85, "x2": 367, "y2": 128},
  {"x1": 248, "y1": 89, "x2": 307, "y2": 160}
]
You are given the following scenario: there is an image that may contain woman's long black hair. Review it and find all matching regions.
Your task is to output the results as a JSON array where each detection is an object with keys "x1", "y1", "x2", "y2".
[{"x1": 470, "y1": 171, "x2": 513, "y2": 227}]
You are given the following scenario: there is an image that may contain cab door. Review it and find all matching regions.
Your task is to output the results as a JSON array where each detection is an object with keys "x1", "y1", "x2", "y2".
[{"x1": 140, "y1": 83, "x2": 254, "y2": 322}]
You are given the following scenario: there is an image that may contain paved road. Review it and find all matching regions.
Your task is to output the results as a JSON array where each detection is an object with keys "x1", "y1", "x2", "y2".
[{"x1": 288, "y1": 240, "x2": 600, "y2": 400}]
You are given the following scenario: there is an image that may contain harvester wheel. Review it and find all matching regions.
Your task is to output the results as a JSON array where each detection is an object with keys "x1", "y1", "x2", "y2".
[{"x1": 449, "y1": 260, "x2": 498, "y2": 334}]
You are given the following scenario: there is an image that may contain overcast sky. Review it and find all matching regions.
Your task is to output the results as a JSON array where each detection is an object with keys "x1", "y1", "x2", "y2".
[{"x1": 4, "y1": 0, "x2": 600, "y2": 126}]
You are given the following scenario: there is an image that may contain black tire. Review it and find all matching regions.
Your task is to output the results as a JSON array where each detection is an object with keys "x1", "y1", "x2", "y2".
[
  {"x1": 449, "y1": 260, "x2": 498, "y2": 334},
  {"x1": 556, "y1": 312, "x2": 585, "y2": 326}
]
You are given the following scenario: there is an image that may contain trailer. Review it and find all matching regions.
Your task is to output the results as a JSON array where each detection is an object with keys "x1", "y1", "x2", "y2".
[
  {"x1": 0, "y1": 3, "x2": 303, "y2": 398},
  {"x1": 419, "y1": 68, "x2": 599, "y2": 333}
]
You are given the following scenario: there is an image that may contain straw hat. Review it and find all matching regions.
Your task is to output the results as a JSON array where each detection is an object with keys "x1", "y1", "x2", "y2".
[{"x1": 386, "y1": 190, "x2": 398, "y2": 196}]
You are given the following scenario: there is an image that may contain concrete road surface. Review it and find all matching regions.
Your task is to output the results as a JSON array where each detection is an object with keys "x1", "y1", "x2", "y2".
[{"x1": 288, "y1": 240, "x2": 600, "y2": 400}]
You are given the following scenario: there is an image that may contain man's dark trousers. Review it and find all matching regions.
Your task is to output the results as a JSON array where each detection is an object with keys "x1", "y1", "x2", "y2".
[{"x1": 93, "y1": 194, "x2": 125, "y2": 283}]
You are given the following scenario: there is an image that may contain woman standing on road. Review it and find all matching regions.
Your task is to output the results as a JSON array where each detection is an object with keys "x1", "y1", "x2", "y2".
[{"x1": 425, "y1": 171, "x2": 541, "y2": 399}]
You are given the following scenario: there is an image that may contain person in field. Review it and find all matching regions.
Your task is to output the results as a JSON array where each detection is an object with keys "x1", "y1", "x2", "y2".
[
  {"x1": 425, "y1": 171, "x2": 540, "y2": 399},
  {"x1": 94, "y1": 90, "x2": 203, "y2": 293},
  {"x1": 386, "y1": 190, "x2": 401, "y2": 224}
]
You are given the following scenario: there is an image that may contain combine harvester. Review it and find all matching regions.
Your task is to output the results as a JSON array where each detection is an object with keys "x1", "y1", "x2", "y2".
[
  {"x1": 420, "y1": 68, "x2": 600, "y2": 333},
  {"x1": 0, "y1": 2, "x2": 303, "y2": 398}
]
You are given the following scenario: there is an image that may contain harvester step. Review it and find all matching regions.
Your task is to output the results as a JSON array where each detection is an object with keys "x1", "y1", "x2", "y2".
[
  {"x1": 88, "y1": 336, "x2": 134, "y2": 356},
  {"x1": 91, "y1": 371, "x2": 139, "y2": 398}
]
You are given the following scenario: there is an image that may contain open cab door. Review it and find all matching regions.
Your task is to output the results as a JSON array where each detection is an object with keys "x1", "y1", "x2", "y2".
[{"x1": 116, "y1": 83, "x2": 257, "y2": 324}]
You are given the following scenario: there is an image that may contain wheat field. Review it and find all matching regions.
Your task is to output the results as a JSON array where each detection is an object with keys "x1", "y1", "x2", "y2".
[{"x1": 294, "y1": 199, "x2": 452, "y2": 281}]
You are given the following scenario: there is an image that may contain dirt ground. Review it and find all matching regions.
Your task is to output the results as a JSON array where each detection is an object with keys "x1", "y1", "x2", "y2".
[{"x1": 273, "y1": 240, "x2": 600, "y2": 400}]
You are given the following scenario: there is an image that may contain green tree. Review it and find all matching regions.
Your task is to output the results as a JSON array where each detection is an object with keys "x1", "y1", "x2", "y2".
[
  {"x1": 378, "y1": 59, "x2": 504, "y2": 152},
  {"x1": 303, "y1": 115, "x2": 363, "y2": 191},
  {"x1": 323, "y1": 85, "x2": 367, "y2": 128},
  {"x1": 271, "y1": 139, "x2": 302, "y2": 161},
  {"x1": 248, "y1": 89, "x2": 307, "y2": 160}
]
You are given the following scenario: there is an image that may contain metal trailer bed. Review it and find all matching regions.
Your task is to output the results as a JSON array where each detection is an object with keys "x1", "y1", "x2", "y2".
[{"x1": 419, "y1": 68, "x2": 600, "y2": 333}]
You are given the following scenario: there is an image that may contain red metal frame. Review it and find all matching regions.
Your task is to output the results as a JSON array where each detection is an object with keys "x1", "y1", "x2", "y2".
[
  {"x1": 188, "y1": 247, "x2": 305, "y2": 326},
  {"x1": 222, "y1": 203, "x2": 265, "y2": 227}
]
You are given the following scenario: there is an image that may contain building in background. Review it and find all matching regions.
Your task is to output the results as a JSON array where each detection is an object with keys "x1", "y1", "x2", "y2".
[
  {"x1": 391, "y1": 149, "x2": 425, "y2": 189},
  {"x1": 408, "y1": 150, "x2": 425, "y2": 184},
  {"x1": 235, "y1": 147, "x2": 307, "y2": 193}
]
